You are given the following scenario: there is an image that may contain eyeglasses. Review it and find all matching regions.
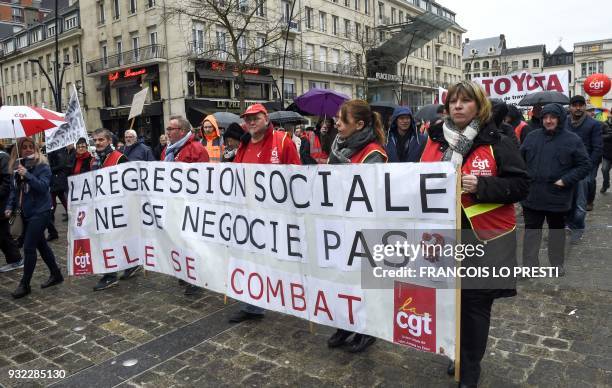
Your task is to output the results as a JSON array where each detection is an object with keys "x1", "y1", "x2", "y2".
[
  {"x1": 166, "y1": 126, "x2": 181, "y2": 131},
  {"x1": 21, "y1": 144, "x2": 35, "y2": 150}
]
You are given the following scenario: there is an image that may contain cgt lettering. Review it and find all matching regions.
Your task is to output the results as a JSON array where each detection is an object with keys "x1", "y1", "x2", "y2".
[
  {"x1": 74, "y1": 252, "x2": 91, "y2": 269},
  {"x1": 396, "y1": 311, "x2": 432, "y2": 337}
]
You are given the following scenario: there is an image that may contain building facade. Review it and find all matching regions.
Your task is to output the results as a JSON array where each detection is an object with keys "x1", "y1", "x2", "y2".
[
  {"x1": 0, "y1": 2, "x2": 84, "y2": 112},
  {"x1": 574, "y1": 39, "x2": 612, "y2": 108},
  {"x1": 543, "y1": 45, "x2": 574, "y2": 97},
  {"x1": 1, "y1": 0, "x2": 465, "y2": 146}
]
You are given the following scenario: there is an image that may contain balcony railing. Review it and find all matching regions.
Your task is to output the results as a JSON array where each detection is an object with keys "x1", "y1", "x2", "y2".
[
  {"x1": 86, "y1": 44, "x2": 166, "y2": 74},
  {"x1": 188, "y1": 41, "x2": 359, "y2": 77}
]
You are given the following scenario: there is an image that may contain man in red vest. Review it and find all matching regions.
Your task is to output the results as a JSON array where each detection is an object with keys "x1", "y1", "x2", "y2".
[
  {"x1": 90, "y1": 128, "x2": 134, "y2": 291},
  {"x1": 161, "y1": 115, "x2": 209, "y2": 295},
  {"x1": 230, "y1": 104, "x2": 300, "y2": 323}
]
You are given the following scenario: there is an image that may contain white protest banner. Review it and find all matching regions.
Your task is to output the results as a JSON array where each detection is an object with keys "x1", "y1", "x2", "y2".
[
  {"x1": 67, "y1": 162, "x2": 458, "y2": 357},
  {"x1": 44, "y1": 85, "x2": 88, "y2": 153},
  {"x1": 474, "y1": 70, "x2": 569, "y2": 104},
  {"x1": 128, "y1": 87, "x2": 149, "y2": 120}
]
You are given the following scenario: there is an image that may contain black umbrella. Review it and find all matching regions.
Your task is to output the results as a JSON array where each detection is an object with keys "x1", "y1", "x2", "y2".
[
  {"x1": 518, "y1": 91, "x2": 569, "y2": 106},
  {"x1": 370, "y1": 102, "x2": 399, "y2": 116},
  {"x1": 269, "y1": 111, "x2": 307, "y2": 125},
  {"x1": 371, "y1": 103, "x2": 399, "y2": 130},
  {"x1": 415, "y1": 104, "x2": 444, "y2": 123}
]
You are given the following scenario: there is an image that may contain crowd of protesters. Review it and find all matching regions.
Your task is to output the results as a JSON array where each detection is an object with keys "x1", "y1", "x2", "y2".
[{"x1": 1, "y1": 79, "x2": 610, "y2": 388}]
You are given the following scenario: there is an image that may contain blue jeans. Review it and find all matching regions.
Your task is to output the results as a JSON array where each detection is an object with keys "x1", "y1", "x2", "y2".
[
  {"x1": 602, "y1": 158, "x2": 611, "y2": 190},
  {"x1": 21, "y1": 210, "x2": 61, "y2": 286},
  {"x1": 567, "y1": 178, "x2": 588, "y2": 235},
  {"x1": 240, "y1": 303, "x2": 265, "y2": 315}
]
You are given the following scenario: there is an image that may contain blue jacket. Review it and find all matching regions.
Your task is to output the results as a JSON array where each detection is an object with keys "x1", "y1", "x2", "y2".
[
  {"x1": 122, "y1": 142, "x2": 155, "y2": 162},
  {"x1": 521, "y1": 107, "x2": 591, "y2": 212},
  {"x1": 6, "y1": 163, "x2": 52, "y2": 219},
  {"x1": 385, "y1": 106, "x2": 427, "y2": 163},
  {"x1": 564, "y1": 114, "x2": 603, "y2": 166}
]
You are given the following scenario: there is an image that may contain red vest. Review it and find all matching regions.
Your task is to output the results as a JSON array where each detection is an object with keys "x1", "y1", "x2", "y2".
[
  {"x1": 90, "y1": 150, "x2": 124, "y2": 169},
  {"x1": 350, "y1": 142, "x2": 388, "y2": 163},
  {"x1": 420, "y1": 138, "x2": 516, "y2": 241},
  {"x1": 514, "y1": 121, "x2": 528, "y2": 142}
]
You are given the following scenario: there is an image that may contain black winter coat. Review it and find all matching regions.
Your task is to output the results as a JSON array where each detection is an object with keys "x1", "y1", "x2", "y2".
[
  {"x1": 601, "y1": 121, "x2": 612, "y2": 160},
  {"x1": 565, "y1": 114, "x2": 603, "y2": 166},
  {"x1": 0, "y1": 151, "x2": 11, "y2": 211},
  {"x1": 428, "y1": 121, "x2": 530, "y2": 298},
  {"x1": 48, "y1": 148, "x2": 69, "y2": 193},
  {"x1": 520, "y1": 127, "x2": 591, "y2": 212}
]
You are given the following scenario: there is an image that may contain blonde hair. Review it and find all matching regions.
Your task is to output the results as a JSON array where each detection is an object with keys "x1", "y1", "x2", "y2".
[
  {"x1": 9, "y1": 137, "x2": 48, "y2": 169},
  {"x1": 444, "y1": 80, "x2": 492, "y2": 124}
]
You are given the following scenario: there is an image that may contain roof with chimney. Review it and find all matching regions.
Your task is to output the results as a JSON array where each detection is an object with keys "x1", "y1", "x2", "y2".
[{"x1": 462, "y1": 35, "x2": 506, "y2": 59}]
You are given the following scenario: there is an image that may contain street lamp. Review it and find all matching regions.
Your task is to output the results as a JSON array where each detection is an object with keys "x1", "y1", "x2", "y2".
[
  {"x1": 28, "y1": 0, "x2": 69, "y2": 112},
  {"x1": 29, "y1": 59, "x2": 70, "y2": 112}
]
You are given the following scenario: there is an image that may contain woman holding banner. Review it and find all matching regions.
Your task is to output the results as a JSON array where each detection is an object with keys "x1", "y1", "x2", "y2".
[
  {"x1": 420, "y1": 81, "x2": 528, "y2": 388},
  {"x1": 4, "y1": 138, "x2": 63, "y2": 299},
  {"x1": 326, "y1": 99, "x2": 388, "y2": 353}
]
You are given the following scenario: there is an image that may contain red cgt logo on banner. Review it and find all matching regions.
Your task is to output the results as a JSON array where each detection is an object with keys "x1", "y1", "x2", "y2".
[
  {"x1": 393, "y1": 282, "x2": 436, "y2": 352},
  {"x1": 73, "y1": 239, "x2": 93, "y2": 276}
]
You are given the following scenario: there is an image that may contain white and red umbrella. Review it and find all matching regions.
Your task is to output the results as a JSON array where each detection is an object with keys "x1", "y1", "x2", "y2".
[{"x1": 0, "y1": 106, "x2": 65, "y2": 139}]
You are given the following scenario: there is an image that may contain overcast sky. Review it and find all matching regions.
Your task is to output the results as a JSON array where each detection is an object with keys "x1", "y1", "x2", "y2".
[{"x1": 435, "y1": 0, "x2": 612, "y2": 52}]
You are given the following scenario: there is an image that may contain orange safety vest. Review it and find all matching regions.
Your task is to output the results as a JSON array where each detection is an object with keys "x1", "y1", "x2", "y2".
[
  {"x1": 514, "y1": 121, "x2": 527, "y2": 143},
  {"x1": 305, "y1": 131, "x2": 328, "y2": 163},
  {"x1": 350, "y1": 142, "x2": 388, "y2": 163},
  {"x1": 205, "y1": 142, "x2": 223, "y2": 163},
  {"x1": 90, "y1": 150, "x2": 124, "y2": 169},
  {"x1": 420, "y1": 138, "x2": 516, "y2": 241}
]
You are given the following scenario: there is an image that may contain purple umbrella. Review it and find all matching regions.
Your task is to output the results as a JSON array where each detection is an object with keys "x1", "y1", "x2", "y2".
[{"x1": 294, "y1": 88, "x2": 350, "y2": 117}]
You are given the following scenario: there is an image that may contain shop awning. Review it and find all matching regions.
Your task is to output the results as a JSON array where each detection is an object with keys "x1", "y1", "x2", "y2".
[
  {"x1": 196, "y1": 67, "x2": 234, "y2": 80},
  {"x1": 244, "y1": 74, "x2": 274, "y2": 84}
]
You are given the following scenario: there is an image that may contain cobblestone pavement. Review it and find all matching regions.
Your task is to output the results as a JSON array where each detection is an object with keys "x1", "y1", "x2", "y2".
[{"x1": 0, "y1": 190, "x2": 610, "y2": 388}]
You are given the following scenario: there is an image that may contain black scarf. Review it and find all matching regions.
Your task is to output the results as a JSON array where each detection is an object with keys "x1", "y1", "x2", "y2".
[{"x1": 328, "y1": 126, "x2": 377, "y2": 164}]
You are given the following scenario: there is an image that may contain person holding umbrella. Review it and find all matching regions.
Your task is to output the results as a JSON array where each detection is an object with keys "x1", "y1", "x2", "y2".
[
  {"x1": 326, "y1": 99, "x2": 387, "y2": 353},
  {"x1": 5, "y1": 138, "x2": 63, "y2": 298},
  {"x1": 420, "y1": 81, "x2": 529, "y2": 388}
]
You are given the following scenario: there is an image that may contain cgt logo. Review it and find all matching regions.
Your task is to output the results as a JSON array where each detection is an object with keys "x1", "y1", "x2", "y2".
[
  {"x1": 471, "y1": 155, "x2": 490, "y2": 170},
  {"x1": 73, "y1": 239, "x2": 93, "y2": 275},
  {"x1": 393, "y1": 282, "x2": 436, "y2": 352}
]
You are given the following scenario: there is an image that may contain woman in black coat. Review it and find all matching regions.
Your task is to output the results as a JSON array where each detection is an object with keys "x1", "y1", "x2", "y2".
[{"x1": 421, "y1": 81, "x2": 529, "y2": 388}]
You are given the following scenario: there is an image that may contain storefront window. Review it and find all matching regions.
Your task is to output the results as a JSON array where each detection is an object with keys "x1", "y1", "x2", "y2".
[
  {"x1": 151, "y1": 80, "x2": 161, "y2": 101},
  {"x1": 118, "y1": 84, "x2": 143, "y2": 105},
  {"x1": 197, "y1": 78, "x2": 231, "y2": 98},
  {"x1": 243, "y1": 82, "x2": 269, "y2": 100}
]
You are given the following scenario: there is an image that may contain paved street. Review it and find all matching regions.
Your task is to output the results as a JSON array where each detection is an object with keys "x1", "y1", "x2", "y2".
[{"x1": 0, "y1": 189, "x2": 611, "y2": 388}]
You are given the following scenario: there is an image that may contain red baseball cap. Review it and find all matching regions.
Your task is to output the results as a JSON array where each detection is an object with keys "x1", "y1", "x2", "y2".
[{"x1": 240, "y1": 103, "x2": 268, "y2": 117}]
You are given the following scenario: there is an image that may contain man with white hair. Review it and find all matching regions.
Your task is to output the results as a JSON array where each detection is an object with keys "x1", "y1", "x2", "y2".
[{"x1": 122, "y1": 129, "x2": 155, "y2": 161}]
